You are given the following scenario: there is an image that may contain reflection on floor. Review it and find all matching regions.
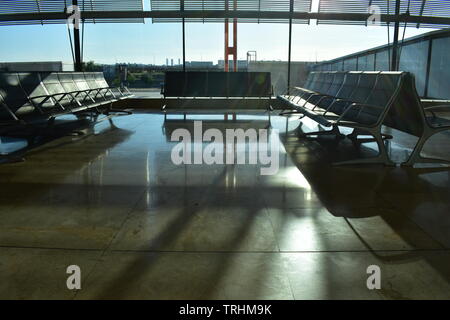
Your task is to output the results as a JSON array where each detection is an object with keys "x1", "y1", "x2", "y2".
[{"x1": 0, "y1": 110, "x2": 449, "y2": 300}]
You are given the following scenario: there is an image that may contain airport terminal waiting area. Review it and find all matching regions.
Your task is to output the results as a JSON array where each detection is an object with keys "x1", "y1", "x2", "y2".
[{"x1": 1, "y1": 70, "x2": 450, "y2": 299}]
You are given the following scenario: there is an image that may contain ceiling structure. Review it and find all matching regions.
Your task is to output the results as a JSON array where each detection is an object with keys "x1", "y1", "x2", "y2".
[{"x1": 0, "y1": 0, "x2": 448, "y2": 28}]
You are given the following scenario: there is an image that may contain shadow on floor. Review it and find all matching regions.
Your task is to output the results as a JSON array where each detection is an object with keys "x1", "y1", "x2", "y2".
[{"x1": 280, "y1": 127, "x2": 450, "y2": 290}]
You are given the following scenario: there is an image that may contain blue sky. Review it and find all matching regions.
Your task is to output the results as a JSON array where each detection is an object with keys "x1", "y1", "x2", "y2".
[{"x1": 0, "y1": 21, "x2": 432, "y2": 65}]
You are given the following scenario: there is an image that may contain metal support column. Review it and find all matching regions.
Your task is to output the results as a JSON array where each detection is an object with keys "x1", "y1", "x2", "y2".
[
  {"x1": 287, "y1": 0, "x2": 293, "y2": 95},
  {"x1": 181, "y1": 0, "x2": 186, "y2": 72},
  {"x1": 233, "y1": 2, "x2": 237, "y2": 72},
  {"x1": 224, "y1": 0, "x2": 229, "y2": 72},
  {"x1": 224, "y1": 0, "x2": 237, "y2": 72},
  {"x1": 225, "y1": 16, "x2": 229, "y2": 71},
  {"x1": 391, "y1": 0, "x2": 401, "y2": 71},
  {"x1": 72, "y1": 0, "x2": 82, "y2": 71},
  {"x1": 424, "y1": 38, "x2": 433, "y2": 98}
]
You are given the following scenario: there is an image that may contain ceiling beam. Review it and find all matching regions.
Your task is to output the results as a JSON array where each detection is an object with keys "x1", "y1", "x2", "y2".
[{"x1": 0, "y1": 10, "x2": 449, "y2": 26}]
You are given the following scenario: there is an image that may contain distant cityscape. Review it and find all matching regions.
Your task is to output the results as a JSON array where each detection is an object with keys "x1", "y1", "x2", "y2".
[
  {"x1": 103, "y1": 59, "x2": 250, "y2": 73},
  {"x1": 0, "y1": 59, "x2": 250, "y2": 72}
]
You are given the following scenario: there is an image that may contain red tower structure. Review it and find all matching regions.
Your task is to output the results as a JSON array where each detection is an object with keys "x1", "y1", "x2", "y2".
[{"x1": 224, "y1": 0, "x2": 237, "y2": 72}]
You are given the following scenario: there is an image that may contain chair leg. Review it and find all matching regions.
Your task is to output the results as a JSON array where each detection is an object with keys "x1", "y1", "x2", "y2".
[
  {"x1": 402, "y1": 126, "x2": 450, "y2": 166},
  {"x1": 46, "y1": 117, "x2": 56, "y2": 127},
  {"x1": 413, "y1": 157, "x2": 450, "y2": 165},
  {"x1": 348, "y1": 128, "x2": 393, "y2": 140},
  {"x1": 103, "y1": 104, "x2": 132, "y2": 116},
  {"x1": 265, "y1": 104, "x2": 272, "y2": 122},
  {"x1": 279, "y1": 111, "x2": 301, "y2": 116},
  {"x1": 298, "y1": 125, "x2": 345, "y2": 139},
  {"x1": 348, "y1": 128, "x2": 393, "y2": 146},
  {"x1": 333, "y1": 129, "x2": 395, "y2": 166},
  {"x1": 104, "y1": 109, "x2": 132, "y2": 116}
]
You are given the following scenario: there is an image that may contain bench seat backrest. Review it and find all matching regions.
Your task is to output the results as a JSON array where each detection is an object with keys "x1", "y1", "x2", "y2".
[
  {"x1": 207, "y1": 72, "x2": 229, "y2": 97},
  {"x1": 317, "y1": 73, "x2": 335, "y2": 94},
  {"x1": 335, "y1": 72, "x2": 361, "y2": 100},
  {"x1": 229, "y1": 72, "x2": 251, "y2": 97},
  {"x1": 248, "y1": 72, "x2": 272, "y2": 96},
  {"x1": 343, "y1": 72, "x2": 402, "y2": 125},
  {"x1": 323, "y1": 72, "x2": 347, "y2": 97},
  {"x1": 0, "y1": 93, "x2": 9, "y2": 119},
  {"x1": 72, "y1": 72, "x2": 91, "y2": 92},
  {"x1": 41, "y1": 73, "x2": 75, "y2": 109},
  {"x1": 0, "y1": 73, "x2": 35, "y2": 117},
  {"x1": 0, "y1": 71, "x2": 114, "y2": 121},
  {"x1": 307, "y1": 72, "x2": 325, "y2": 92},
  {"x1": 18, "y1": 72, "x2": 56, "y2": 111},
  {"x1": 84, "y1": 73, "x2": 98, "y2": 88},
  {"x1": 325, "y1": 72, "x2": 361, "y2": 114},
  {"x1": 164, "y1": 71, "x2": 271, "y2": 98},
  {"x1": 303, "y1": 72, "x2": 316, "y2": 89},
  {"x1": 348, "y1": 72, "x2": 379, "y2": 104},
  {"x1": 93, "y1": 72, "x2": 116, "y2": 99},
  {"x1": 385, "y1": 73, "x2": 425, "y2": 137},
  {"x1": 58, "y1": 72, "x2": 93, "y2": 103},
  {"x1": 300, "y1": 71, "x2": 425, "y2": 134},
  {"x1": 94, "y1": 72, "x2": 110, "y2": 89},
  {"x1": 84, "y1": 72, "x2": 110, "y2": 100}
]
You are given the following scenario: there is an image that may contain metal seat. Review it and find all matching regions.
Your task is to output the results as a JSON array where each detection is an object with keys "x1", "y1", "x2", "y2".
[
  {"x1": 84, "y1": 72, "x2": 116, "y2": 103},
  {"x1": 279, "y1": 71, "x2": 403, "y2": 166},
  {"x1": 279, "y1": 70, "x2": 450, "y2": 167},
  {"x1": 161, "y1": 71, "x2": 273, "y2": 114},
  {"x1": 0, "y1": 73, "x2": 35, "y2": 120},
  {"x1": 94, "y1": 72, "x2": 131, "y2": 99},
  {"x1": 40, "y1": 72, "x2": 82, "y2": 111},
  {"x1": 0, "y1": 71, "x2": 133, "y2": 124}
]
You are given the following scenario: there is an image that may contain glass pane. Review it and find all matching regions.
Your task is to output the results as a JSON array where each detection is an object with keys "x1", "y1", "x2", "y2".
[
  {"x1": 245, "y1": 24, "x2": 289, "y2": 95},
  {"x1": 375, "y1": 49, "x2": 390, "y2": 71},
  {"x1": 0, "y1": 25, "x2": 73, "y2": 71},
  {"x1": 398, "y1": 40, "x2": 430, "y2": 97},
  {"x1": 428, "y1": 37, "x2": 450, "y2": 100},
  {"x1": 343, "y1": 58, "x2": 357, "y2": 71},
  {"x1": 357, "y1": 54, "x2": 375, "y2": 71}
]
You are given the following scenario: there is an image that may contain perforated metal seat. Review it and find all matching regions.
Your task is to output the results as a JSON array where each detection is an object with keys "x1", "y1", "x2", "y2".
[
  {"x1": 57, "y1": 73, "x2": 93, "y2": 106},
  {"x1": 279, "y1": 70, "x2": 450, "y2": 166},
  {"x1": 94, "y1": 72, "x2": 130, "y2": 99},
  {"x1": 40, "y1": 73, "x2": 80, "y2": 111},
  {"x1": 161, "y1": 71, "x2": 273, "y2": 115},
  {"x1": 279, "y1": 71, "x2": 404, "y2": 165},
  {"x1": 0, "y1": 71, "x2": 132, "y2": 124},
  {"x1": 84, "y1": 73, "x2": 115, "y2": 102},
  {"x1": 18, "y1": 73, "x2": 59, "y2": 114},
  {"x1": 0, "y1": 73, "x2": 35, "y2": 117}
]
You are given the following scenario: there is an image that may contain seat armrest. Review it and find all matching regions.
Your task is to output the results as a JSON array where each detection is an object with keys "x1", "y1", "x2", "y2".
[
  {"x1": 421, "y1": 99, "x2": 450, "y2": 108},
  {"x1": 423, "y1": 105, "x2": 450, "y2": 118},
  {"x1": 29, "y1": 94, "x2": 50, "y2": 99},
  {"x1": 350, "y1": 102, "x2": 381, "y2": 110},
  {"x1": 423, "y1": 105, "x2": 450, "y2": 110}
]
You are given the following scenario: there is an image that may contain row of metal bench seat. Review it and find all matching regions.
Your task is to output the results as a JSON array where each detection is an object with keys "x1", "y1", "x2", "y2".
[
  {"x1": 278, "y1": 71, "x2": 450, "y2": 166},
  {"x1": 0, "y1": 72, "x2": 132, "y2": 124}
]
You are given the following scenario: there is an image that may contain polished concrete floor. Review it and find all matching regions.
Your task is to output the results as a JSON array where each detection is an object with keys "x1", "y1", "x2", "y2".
[{"x1": 0, "y1": 110, "x2": 450, "y2": 300}]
